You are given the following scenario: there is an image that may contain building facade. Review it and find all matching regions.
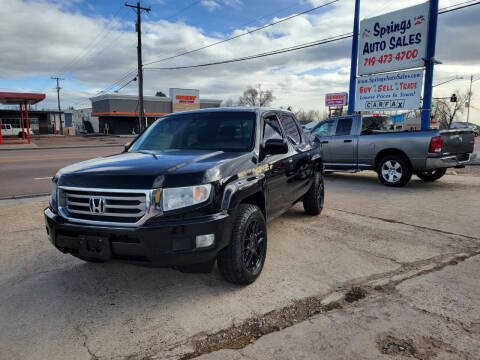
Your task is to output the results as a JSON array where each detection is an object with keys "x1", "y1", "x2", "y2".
[{"x1": 90, "y1": 88, "x2": 222, "y2": 135}]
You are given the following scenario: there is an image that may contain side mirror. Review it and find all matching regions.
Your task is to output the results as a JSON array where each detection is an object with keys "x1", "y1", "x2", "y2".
[
  {"x1": 123, "y1": 142, "x2": 131, "y2": 153},
  {"x1": 264, "y1": 138, "x2": 288, "y2": 155}
]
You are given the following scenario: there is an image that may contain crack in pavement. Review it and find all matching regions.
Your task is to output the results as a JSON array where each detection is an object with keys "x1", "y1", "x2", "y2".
[
  {"x1": 160, "y1": 251, "x2": 480, "y2": 360},
  {"x1": 76, "y1": 326, "x2": 97, "y2": 360},
  {"x1": 329, "y1": 207, "x2": 480, "y2": 241}
]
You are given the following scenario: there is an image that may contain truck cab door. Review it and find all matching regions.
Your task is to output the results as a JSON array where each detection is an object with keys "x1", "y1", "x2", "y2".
[
  {"x1": 310, "y1": 120, "x2": 335, "y2": 167},
  {"x1": 260, "y1": 113, "x2": 290, "y2": 219},
  {"x1": 327, "y1": 117, "x2": 357, "y2": 170},
  {"x1": 278, "y1": 113, "x2": 313, "y2": 204}
]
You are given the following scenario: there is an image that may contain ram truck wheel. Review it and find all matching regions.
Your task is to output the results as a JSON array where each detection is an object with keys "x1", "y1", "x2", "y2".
[
  {"x1": 415, "y1": 168, "x2": 447, "y2": 181},
  {"x1": 217, "y1": 204, "x2": 267, "y2": 285},
  {"x1": 377, "y1": 155, "x2": 412, "y2": 187}
]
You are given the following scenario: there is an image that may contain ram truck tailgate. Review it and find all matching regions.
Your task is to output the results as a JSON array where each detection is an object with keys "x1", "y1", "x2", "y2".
[{"x1": 440, "y1": 129, "x2": 475, "y2": 155}]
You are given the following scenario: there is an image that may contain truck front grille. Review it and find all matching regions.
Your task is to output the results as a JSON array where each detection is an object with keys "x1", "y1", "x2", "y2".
[{"x1": 59, "y1": 187, "x2": 149, "y2": 225}]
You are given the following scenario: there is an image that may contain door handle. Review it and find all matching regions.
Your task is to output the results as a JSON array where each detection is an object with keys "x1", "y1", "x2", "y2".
[
  {"x1": 320, "y1": 141, "x2": 329, "y2": 144},
  {"x1": 344, "y1": 139, "x2": 352, "y2": 143}
]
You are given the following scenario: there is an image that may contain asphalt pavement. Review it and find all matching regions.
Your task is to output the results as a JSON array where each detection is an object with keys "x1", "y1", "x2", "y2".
[
  {"x1": 0, "y1": 146, "x2": 123, "y2": 198},
  {"x1": 0, "y1": 172, "x2": 479, "y2": 359}
]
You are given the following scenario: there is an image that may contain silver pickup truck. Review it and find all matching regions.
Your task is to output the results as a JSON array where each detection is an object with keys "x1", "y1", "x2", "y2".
[{"x1": 309, "y1": 115, "x2": 476, "y2": 187}]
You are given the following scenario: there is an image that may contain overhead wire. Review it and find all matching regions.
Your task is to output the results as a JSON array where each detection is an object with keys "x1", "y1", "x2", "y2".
[
  {"x1": 77, "y1": 0, "x2": 480, "y2": 101},
  {"x1": 96, "y1": 0, "x2": 338, "y2": 94},
  {"x1": 102, "y1": 0, "x2": 339, "y2": 94},
  {"x1": 57, "y1": 3, "x2": 127, "y2": 76},
  {"x1": 142, "y1": 0, "x2": 480, "y2": 72},
  {"x1": 143, "y1": 0, "x2": 339, "y2": 67}
]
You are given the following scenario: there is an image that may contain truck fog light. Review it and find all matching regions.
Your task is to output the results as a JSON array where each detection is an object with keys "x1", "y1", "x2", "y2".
[{"x1": 196, "y1": 234, "x2": 215, "y2": 248}]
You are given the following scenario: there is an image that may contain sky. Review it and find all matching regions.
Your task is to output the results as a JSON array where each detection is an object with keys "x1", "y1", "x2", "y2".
[{"x1": 0, "y1": 0, "x2": 479, "y2": 124}]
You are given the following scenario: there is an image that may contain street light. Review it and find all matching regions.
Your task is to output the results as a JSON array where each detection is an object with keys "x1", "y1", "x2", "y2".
[{"x1": 433, "y1": 76, "x2": 464, "y2": 88}]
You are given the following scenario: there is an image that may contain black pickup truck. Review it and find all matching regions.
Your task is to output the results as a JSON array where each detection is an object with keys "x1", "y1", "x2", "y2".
[{"x1": 45, "y1": 108, "x2": 324, "y2": 284}]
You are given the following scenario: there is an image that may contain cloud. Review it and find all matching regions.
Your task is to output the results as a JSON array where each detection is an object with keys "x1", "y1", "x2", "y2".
[
  {"x1": 1, "y1": 0, "x2": 480, "y2": 124},
  {"x1": 201, "y1": 0, "x2": 220, "y2": 12}
]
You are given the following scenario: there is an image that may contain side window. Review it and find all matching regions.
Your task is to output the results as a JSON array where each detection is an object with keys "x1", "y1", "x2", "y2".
[
  {"x1": 279, "y1": 114, "x2": 301, "y2": 144},
  {"x1": 335, "y1": 118, "x2": 353, "y2": 136},
  {"x1": 311, "y1": 120, "x2": 334, "y2": 137},
  {"x1": 263, "y1": 116, "x2": 284, "y2": 142}
]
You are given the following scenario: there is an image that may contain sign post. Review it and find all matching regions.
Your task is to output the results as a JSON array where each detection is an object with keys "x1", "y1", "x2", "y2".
[
  {"x1": 421, "y1": 0, "x2": 439, "y2": 130},
  {"x1": 347, "y1": 0, "x2": 360, "y2": 115}
]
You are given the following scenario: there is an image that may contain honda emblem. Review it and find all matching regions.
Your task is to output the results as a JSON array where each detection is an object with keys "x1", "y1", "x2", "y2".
[{"x1": 89, "y1": 196, "x2": 105, "y2": 214}]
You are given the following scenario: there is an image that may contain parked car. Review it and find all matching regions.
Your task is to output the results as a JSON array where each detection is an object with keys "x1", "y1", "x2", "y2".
[
  {"x1": 309, "y1": 115, "x2": 476, "y2": 187},
  {"x1": 450, "y1": 122, "x2": 480, "y2": 137},
  {"x1": 45, "y1": 108, "x2": 324, "y2": 284},
  {"x1": 0, "y1": 123, "x2": 32, "y2": 138}
]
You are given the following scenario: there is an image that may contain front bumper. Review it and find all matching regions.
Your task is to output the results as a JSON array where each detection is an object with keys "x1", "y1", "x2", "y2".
[
  {"x1": 44, "y1": 208, "x2": 232, "y2": 267},
  {"x1": 425, "y1": 153, "x2": 475, "y2": 169}
]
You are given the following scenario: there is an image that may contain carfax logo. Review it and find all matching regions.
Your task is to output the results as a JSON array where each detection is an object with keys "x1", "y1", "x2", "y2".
[{"x1": 365, "y1": 99, "x2": 406, "y2": 109}]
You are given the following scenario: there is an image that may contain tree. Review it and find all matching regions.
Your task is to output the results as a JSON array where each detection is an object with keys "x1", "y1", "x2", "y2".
[
  {"x1": 238, "y1": 84, "x2": 274, "y2": 107},
  {"x1": 432, "y1": 91, "x2": 467, "y2": 129},
  {"x1": 294, "y1": 109, "x2": 325, "y2": 124},
  {"x1": 155, "y1": 91, "x2": 166, "y2": 97},
  {"x1": 222, "y1": 98, "x2": 236, "y2": 107}
]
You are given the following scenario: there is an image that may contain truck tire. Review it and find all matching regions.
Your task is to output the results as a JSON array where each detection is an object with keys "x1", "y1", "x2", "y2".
[
  {"x1": 377, "y1": 155, "x2": 412, "y2": 187},
  {"x1": 415, "y1": 168, "x2": 447, "y2": 181},
  {"x1": 303, "y1": 171, "x2": 324, "y2": 215},
  {"x1": 217, "y1": 204, "x2": 267, "y2": 285},
  {"x1": 72, "y1": 254, "x2": 106, "y2": 263}
]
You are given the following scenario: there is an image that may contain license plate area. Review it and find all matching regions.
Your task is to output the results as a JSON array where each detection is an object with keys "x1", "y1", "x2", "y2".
[{"x1": 78, "y1": 235, "x2": 111, "y2": 260}]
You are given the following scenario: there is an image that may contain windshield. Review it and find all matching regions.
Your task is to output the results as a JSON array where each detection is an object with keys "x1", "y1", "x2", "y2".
[{"x1": 129, "y1": 111, "x2": 256, "y2": 152}]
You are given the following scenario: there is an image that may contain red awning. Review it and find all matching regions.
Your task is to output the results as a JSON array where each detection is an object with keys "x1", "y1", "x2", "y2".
[{"x1": 0, "y1": 92, "x2": 46, "y2": 105}]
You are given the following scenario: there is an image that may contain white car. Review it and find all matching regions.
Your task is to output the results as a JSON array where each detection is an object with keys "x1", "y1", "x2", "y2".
[{"x1": 0, "y1": 124, "x2": 33, "y2": 138}]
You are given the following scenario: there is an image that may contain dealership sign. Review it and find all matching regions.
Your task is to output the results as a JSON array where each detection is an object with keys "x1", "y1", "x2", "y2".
[
  {"x1": 358, "y1": 2, "x2": 429, "y2": 76},
  {"x1": 169, "y1": 88, "x2": 200, "y2": 113},
  {"x1": 355, "y1": 69, "x2": 424, "y2": 111},
  {"x1": 325, "y1": 92, "x2": 348, "y2": 107}
]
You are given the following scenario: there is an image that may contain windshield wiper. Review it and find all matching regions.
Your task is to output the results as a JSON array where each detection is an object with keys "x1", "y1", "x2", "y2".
[{"x1": 134, "y1": 150, "x2": 158, "y2": 160}]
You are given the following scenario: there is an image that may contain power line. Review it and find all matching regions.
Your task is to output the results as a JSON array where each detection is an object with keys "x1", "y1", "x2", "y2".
[
  {"x1": 164, "y1": 0, "x2": 203, "y2": 21},
  {"x1": 57, "y1": 4, "x2": 127, "y2": 76},
  {"x1": 143, "y1": 0, "x2": 480, "y2": 72},
  {"x1": 235, "y1": 2, "x2": 304, "y2": 29},
  {"x1": 114, "y1": 76, "x2": 137, "y2": 92},
  {"x1": 95, "y1": 0, "x2": 338, "y2": 95},
  {"x1": 82, "y1": 0, "x2": 480, "y2": 101},
  {"x1": 143, "y1": 0, "x2": 339, "y2": 67},
  {"x1": 144, "y1": 33, "x2": 352, "y2": 71}
]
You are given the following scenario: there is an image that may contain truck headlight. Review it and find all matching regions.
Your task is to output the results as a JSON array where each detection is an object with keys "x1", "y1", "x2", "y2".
[{"x1": 162, "y1": 184, "x2": 212, "y2": 212}]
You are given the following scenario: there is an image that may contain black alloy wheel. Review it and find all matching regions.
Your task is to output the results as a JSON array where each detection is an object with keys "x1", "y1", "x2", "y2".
[
  {"x1": 217, "y1": 204, "x2": 267, "y2": 285},
  {"x1": 243, "y1": 219, "x2": 266, "y2": 273},
  {"x1": 303, "y1": 171, "x2": 324, "y2": 215}
]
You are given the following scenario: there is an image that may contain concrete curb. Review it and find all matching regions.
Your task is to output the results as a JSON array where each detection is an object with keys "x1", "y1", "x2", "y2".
[
  {"x1": 0, "y1": 192, "x2": 50, "y2": 201},
  {"x1": 0, "y1": 194, "x2": 50, "y2": 206}
]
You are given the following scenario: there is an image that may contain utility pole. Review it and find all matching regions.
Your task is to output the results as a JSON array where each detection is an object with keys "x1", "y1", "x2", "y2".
[
  {"x1": 466, "y1": 75, "x2": 473, "y2": 125},
  {"x1": 51, "y1": 76, "x2": 64, "y2": 133},
  {"x1": 125, "y1": 1, "x2": 150, "y2": 132}
]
